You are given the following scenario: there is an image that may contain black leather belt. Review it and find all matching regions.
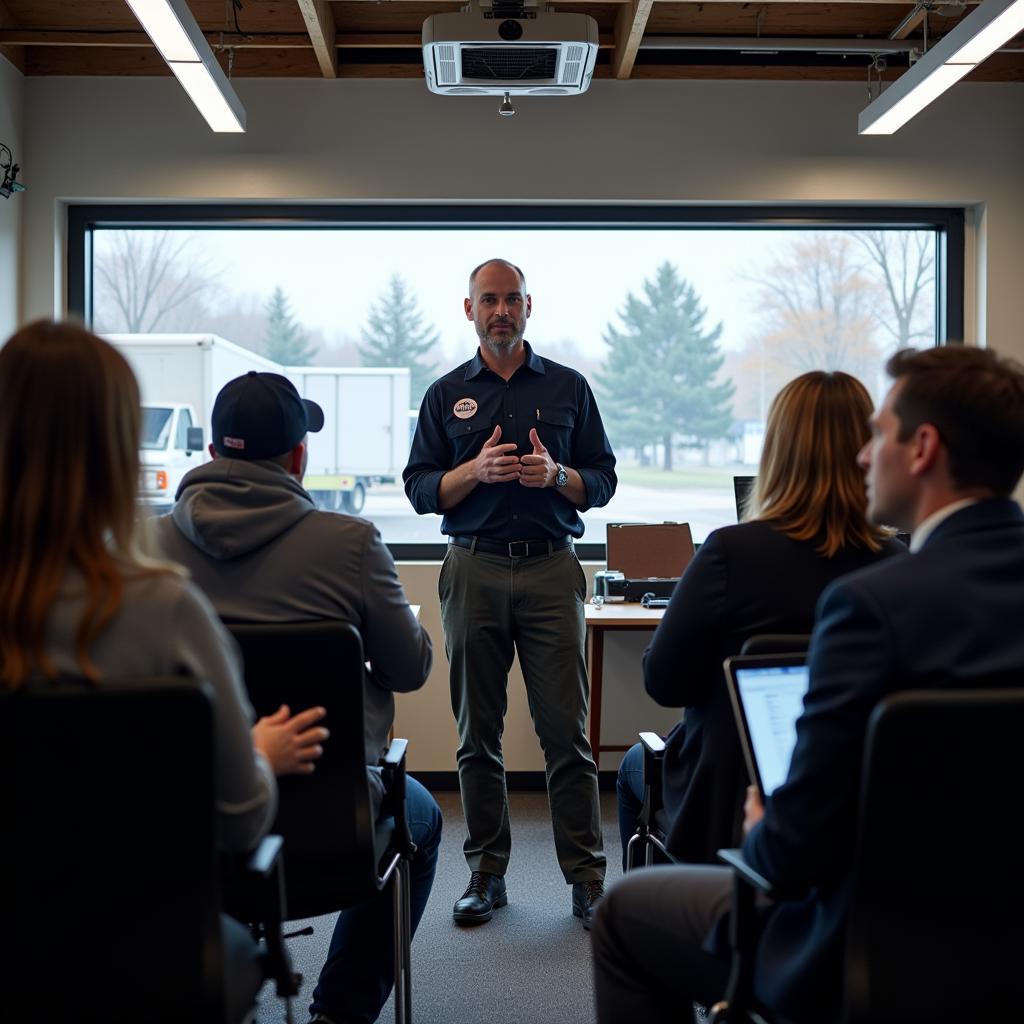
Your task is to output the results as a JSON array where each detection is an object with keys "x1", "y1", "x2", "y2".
[{"x1": 449, "y1": 535, "x2": 572, "y2": 558}]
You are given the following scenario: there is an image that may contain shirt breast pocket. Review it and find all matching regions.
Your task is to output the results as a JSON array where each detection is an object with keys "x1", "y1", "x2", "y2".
[
  {"x1": 445, "y1": 417, "x2": 495, "y2": 463},
  {"x1": 535, "y1": 409, "x2": 575, "y2": 464}
]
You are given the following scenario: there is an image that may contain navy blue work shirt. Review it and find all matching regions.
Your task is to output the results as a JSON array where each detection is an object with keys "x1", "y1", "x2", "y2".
[{"x1": 403, "y1": 342, "x2": 617, "y2": 541}]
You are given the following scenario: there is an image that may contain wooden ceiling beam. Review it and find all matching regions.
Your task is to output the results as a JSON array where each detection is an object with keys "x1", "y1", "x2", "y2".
[
  {"x1": 613, "y1": 0, "x2": 655, "y2": 78},
  {"x1": 0, "y1": 29, "x2": 616, "y2": 52},
  {"x1": 0, "y1": 31, "x2": 312, "y2": 49},
  {"x1": 0, "y1": 0, "x2": 22, "y2": 71},
  {"x1": 297, "y1": 0, "x2": 338, "y2": 77},
  {"x1": 890, "y1": 4, "x2": 927, "y2": 39}
]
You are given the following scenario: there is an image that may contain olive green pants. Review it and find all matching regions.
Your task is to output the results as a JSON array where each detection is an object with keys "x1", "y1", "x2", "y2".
[{"x1": 439, "y1": 543, "x2": 606, "y2": 883}]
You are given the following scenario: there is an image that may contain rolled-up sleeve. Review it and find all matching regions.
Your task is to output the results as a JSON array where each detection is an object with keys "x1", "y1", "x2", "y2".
[
  {"x1": 571, "y1": 376, "x2": 617, "y2": 511},
  {"x1": 173, "y1": 583, "x2": 277, "y2": 852},
  {"x1": 403, "y1": 387, "x2": 449, "y2": 515}
]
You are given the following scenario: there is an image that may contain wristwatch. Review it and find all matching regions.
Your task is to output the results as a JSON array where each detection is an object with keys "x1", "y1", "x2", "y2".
[{"x1": 554, "y1": 463, "x2": 569, "y2": 488}]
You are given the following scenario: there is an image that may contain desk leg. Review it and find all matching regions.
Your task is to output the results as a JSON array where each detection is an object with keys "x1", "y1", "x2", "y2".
[{"x1": 588, "y1": 626, "x2": 604, "y2": 770}]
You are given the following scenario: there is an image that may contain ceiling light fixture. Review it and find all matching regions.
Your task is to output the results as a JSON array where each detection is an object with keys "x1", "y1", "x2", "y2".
[
  {"x1": 859, "y1": 0, "x2": 1024, "y2": 134},
  {"x1": 124, "y1": 0, "x2": 246, "y2": 132}
]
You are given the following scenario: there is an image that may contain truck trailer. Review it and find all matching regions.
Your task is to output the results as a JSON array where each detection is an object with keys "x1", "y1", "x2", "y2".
[{"x1": 107, "y1": 334, "x2": 411, "y2": 514}]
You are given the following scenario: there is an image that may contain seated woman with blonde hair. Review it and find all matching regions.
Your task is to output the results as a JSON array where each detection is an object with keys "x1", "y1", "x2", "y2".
[
  {"x1": 616, "y1": 370, "x2": 905, "y2": 867},
  {"x1": 0, "y1": 320, "x2": 325, "y2": 851}
]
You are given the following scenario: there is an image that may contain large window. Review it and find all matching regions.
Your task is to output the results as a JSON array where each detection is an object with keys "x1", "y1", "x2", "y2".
[{"x1": 69, "y1": 205, "x2": 963, "y2": 556}]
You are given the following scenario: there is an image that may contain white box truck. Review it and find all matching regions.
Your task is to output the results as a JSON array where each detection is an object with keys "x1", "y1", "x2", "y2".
[{"x1": 108, "y1": 334, "x2": 411, "y2": 514}]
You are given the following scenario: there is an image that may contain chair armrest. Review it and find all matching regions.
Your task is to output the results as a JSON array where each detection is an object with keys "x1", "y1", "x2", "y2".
[
  {"x1": 379, "y1": 737, "x2": 415, "y2": 855},
  {"x1": 381, "y1": 737, "x2": 408, "y2": 769},
  {"x1": 246, "y1": 834, "x2": 284, "y2": 880},
  {"x1": 639, "y1": 731, "x2": 665, "y2": 755},
  {"x1": 717, "y1": 848, "x2": 777, "y2": 899}
]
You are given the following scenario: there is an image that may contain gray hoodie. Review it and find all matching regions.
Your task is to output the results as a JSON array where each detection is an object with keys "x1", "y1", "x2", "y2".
[{"x1": 150, "y1": 458, "x2": 432, "y2": 768}]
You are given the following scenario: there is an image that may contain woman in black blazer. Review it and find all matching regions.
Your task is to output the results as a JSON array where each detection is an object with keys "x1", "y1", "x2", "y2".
[{"x1": 617, "y1": 371, "x2": 905, "y2": 867}]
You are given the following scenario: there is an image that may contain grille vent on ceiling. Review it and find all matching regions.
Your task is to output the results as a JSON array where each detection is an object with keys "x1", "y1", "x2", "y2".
[
  {"x1": 560, "y1": 44, "x2": 584, "y2": 84},
  {"x1": 435, "y1": 43, "x2": 458, "y2": 85},
  {"x1": 461, "y1": 47, "x2": 558, "y2": 81}
]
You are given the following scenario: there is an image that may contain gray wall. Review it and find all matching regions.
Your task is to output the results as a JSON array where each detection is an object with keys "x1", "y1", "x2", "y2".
[
  {"x1": 0, "y1": 55, "x2": 23, "y2": 336},
  {"x1": 14, "y1": 73, "x2": 1024, "y2": 769}
]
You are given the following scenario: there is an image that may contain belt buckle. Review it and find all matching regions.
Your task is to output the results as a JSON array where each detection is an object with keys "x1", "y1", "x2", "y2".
[{"x1": 507, "y1": 540, "x2": 528, "y2": 558}]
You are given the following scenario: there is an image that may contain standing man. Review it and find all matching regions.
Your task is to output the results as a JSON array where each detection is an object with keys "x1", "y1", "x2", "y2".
[
  {"x1": 404, "y1": 258, "x2": 616, "y2": 928},
  {"x1": 592, "y1": 344, "x2": 1024, "y2": 1023}
]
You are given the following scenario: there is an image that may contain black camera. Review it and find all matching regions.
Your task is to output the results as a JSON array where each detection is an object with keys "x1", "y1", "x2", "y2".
[{"x1": 497, "y1": 19, "x2": 524, "y2": 40}]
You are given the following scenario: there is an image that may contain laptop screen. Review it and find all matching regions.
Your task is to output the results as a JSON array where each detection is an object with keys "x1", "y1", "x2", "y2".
[
  {"x1": 732, "y1": 662, "x2": 810, "y2": 796},
  {"x1": 733, "y1": 476, "x2": 755, "y2": 521}
]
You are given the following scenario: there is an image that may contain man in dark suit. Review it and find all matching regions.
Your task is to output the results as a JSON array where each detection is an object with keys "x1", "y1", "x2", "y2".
[{"x1": 592, "y1": 344, "x2": 1024, "y2": 1024}]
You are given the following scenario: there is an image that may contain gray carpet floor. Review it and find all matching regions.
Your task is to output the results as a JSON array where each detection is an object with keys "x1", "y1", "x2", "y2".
[{"x1": 256, "y1": 790, "x2": 623, "y2": 1024}]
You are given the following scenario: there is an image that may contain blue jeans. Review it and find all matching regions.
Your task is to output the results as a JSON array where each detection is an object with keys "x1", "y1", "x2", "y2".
[
  {"x1": 616, "y1": 742, "x2": 645, "y2": 871},
  {"x1": 309, "y1": 775, "x2": 442, "y2": 1024}
]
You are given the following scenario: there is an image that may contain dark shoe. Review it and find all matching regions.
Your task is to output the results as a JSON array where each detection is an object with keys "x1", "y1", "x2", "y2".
[
  {"x1": 453, "y1": 870, "x2": 507, "y2": 924},
  {"x1": 572, "y1": 879, "x2": 605, "y2": 930}
]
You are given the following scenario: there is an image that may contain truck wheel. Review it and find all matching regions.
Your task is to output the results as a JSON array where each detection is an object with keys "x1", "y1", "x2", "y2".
[{"x1": 342, "y1": 481, "x2": 366, "y2": 515}]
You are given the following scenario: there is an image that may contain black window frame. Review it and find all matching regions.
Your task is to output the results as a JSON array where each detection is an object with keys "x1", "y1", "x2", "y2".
[{"x1": 67, "y1": 202, "x2": 965, "y2": 561}]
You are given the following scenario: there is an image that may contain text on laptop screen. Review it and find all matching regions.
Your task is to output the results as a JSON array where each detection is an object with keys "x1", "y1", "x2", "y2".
[{"x1": 735, "y1": 665, "x2": 810, "y2": 795}]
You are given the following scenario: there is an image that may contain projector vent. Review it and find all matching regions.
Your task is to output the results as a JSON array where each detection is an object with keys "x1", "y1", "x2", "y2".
[
  {"x1": 461, "y1": 47, "x2": 557, "y2": 81},
  {"x1": 560, "y1": 43, "x2": 585, "y2": 84},
  {"x1": 435, "y1": 43, "x2": 458, "y2": 85}
]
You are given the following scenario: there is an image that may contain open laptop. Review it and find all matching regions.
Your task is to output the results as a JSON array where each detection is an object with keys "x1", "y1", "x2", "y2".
[{"x1": 724, "y1": 653, "x2": 810, "y2": 799}]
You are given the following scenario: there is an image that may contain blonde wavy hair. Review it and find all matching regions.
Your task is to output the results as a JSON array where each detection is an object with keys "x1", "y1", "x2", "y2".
[
  {"x1": 746, "y1": 370, "x2": 888, "y2": 556},
  {"x1": 0, "y1": 320, "x2": 169, "y2": 688}
]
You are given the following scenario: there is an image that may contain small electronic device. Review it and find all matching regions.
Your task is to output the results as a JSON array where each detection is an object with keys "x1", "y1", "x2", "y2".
[
  {"x1": 606, "y1": 577, "x2": 678, "y2": 602},
  {"x1": 724, "y1": 653, "x2": 810, "y2": 799}
]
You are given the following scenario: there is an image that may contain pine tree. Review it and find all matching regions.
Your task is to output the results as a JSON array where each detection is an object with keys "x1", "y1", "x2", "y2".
[
  {"x1": 357, "y1": 274, "x2": 439, "y2": 407},
  {"x1": 263, "y1": 286, "x2": 318, "y2": 365},
  {"x1": 595, "y1": 262, "x2": 734, "y2": 470}
]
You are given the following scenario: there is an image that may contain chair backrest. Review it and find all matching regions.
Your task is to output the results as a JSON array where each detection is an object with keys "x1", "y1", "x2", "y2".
[
  {"x1": 0, "y1": 678, "x2": 225, "y2": 1023},
  {"x1": 226, "y1": 621, "x2": 380, "y2": 917},
  {"x1": 845, "y1": 686, "x2": 1024, "y2": 1023},
  {"x1": 740, "y1": 634, "x2": 811, "y2": 656}
]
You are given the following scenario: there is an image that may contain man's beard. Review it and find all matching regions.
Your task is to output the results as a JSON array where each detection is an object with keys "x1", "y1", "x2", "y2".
[{"x1": 477, "y1": 318, "x2": 525, "y2": 355}]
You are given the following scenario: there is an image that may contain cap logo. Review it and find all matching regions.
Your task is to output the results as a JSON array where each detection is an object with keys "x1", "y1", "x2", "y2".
[
  {"x1": 453, "y1": 398, "x2": 478, "y2": 420},
  {"x1": 223, "y1": 436, "x2": 246, "y2": 450}
]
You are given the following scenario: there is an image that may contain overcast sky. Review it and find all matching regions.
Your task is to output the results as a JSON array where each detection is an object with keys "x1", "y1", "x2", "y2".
[{"x1": 130, "y1": 227, "x2": 840, "y2": 359}]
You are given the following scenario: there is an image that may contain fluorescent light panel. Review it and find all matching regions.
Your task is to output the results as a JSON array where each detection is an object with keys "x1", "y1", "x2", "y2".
[
  {"x1": 124, "y1": 0, "x2": 200, "y2": 63},
  {"x1": 859, "y1": 0, "x2": 1024, "y2": 135},
  {"x1": 952, "y1": 0, "x2": 1024, "y2": 63},
  {"x1": 169, "y1": 62, "x2": 246, "y2": 133},
  {"x1": 124, "y1": 0, "x2": 246, "y2": 133},
  {"x1": 859, "y1": 62, "x2": 974, "y2": 134}
]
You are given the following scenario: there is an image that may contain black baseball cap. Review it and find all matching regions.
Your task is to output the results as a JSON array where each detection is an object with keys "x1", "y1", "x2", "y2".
[{"x1": 211, "y1": 371, "x2": 324, "y2": 460}]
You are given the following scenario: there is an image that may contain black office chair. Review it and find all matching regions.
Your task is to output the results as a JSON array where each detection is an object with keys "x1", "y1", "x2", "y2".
[
  {"x1": 625, "y1": 635, "x2": 811, "y2": 871},
  {"x1": 711, "y1": 687, "x2": 1024, "y2": 1023},
  {"x1": 739, "y1": 634, "x2": 811, "y2": 656},
  {"x1": 0, "y1": 677, "x2": 296, "y2": 1024},
  {"x1": 226, "y1": 621, "x2": 416, "y2": 1024}
]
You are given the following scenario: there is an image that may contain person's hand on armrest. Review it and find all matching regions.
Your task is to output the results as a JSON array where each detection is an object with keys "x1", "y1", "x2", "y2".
[
  {"x1": 252, "y1": 704, "x2": 329, "y2": 776},
  {"x1": 743, "y1": 785, "x2": 765, "y2": 836}
]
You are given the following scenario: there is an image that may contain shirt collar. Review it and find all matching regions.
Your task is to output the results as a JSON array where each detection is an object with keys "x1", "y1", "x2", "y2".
[
  {"x1": 909, "y1": 497, "x2": 980, "y2": 552},
  {"x1": 464, "y1": 340, "x2": 545, "y2": 381}
]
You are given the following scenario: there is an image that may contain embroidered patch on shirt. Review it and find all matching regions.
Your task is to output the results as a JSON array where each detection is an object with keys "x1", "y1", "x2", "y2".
[
  {"x1": 453, "y1": 398, "x2": 478, "y2": 420},
  {"x1": 223, "y1": 436, "x2": 246, "y2": 450}
]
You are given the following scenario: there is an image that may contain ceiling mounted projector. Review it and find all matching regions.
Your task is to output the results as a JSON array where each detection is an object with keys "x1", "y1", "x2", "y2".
[{"x1": 422, "y1": 2, "x2": 599, "y2": 96}]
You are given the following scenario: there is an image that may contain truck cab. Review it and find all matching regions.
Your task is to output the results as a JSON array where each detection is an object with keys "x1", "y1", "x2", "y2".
[{"x1": 139, "y1": 402, "x2": 205, "y2": 511}]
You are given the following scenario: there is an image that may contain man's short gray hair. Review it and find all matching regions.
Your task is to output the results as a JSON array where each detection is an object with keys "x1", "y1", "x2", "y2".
[{"x1": 468, "y1": 259, "x2": 527, "y2": 298}]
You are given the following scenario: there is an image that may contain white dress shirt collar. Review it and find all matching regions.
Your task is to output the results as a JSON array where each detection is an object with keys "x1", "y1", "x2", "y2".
[{"x1": 909, "y1": 498, "x2": 980, "y2": 552}]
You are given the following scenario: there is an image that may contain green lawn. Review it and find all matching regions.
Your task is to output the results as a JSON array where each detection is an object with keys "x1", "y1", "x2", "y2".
[{"x1": 615, "y1": 465, "x2": 739, "y2": 490}]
